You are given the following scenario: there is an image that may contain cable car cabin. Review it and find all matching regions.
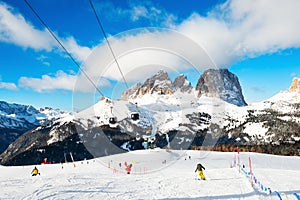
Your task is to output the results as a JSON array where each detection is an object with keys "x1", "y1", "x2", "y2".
[
  {"x1": 109, "y1": 117, "x2": 117, "y2": 124},
  {"x1": 136, "y1": 133, "x2": 141, "y2": 141},
  {"x1": 130, "y1": 112, "x2": 139, "y2": 121}
]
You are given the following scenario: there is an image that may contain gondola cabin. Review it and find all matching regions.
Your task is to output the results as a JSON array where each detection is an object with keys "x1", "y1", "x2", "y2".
[
  {"x1": 130, "y1": 112, "x2": 139, "y2": 121},
  {"x1": 109, "y1": 117, "x2": 117, "y2": 124},
  {"x1": 136, "y1": 133, "x2": 141, "y2": 141}
]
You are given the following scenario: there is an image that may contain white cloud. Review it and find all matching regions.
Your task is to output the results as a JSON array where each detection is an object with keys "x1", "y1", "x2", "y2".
[
  {"x1": 0, "y1": 81, "x2": 18, "y2": 90},
  {"x1": 36, "y1": 54, "x2": 50, "y2": 66},
  {"x1": 0, "y1": 3, "x2": 54, "y2": 50},
  {"x1": 82, "y1": 29, "x2": 214, "y2": 85},
  {"x1": 178, "y1": 0, "x2": 300, "y2": 67},
  {"x1": 83, "y1": 0, "x2": 300, "y2": 86},
  {"x1": 0, "y1": 2, "x2": 91, "y2": 62},
  {"x1": 0, "y1": 75, "x2": 18, "y2": 90},
  {"x1": 61, "y1": 37, "x2": 92, "y2": 62},
  {"x1": 95, "y1": 1, "x2": 177, "y2": 28},
  {"x1": 18, "y1": 70, "x2": 111, "y2": 93},
  {"x1": 131, "y1": 6, "x2": 148, "y2": 21},
  {"x1": 19, "y1": 71, "x2": 76, "y2": 92}
]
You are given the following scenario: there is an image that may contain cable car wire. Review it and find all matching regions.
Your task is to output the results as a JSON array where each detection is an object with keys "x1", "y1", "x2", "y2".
[
  {"x1": 25, "y1": 0, "x2": 133, "y2": 124},
  {"x1": 24, "y1": 0, "x2": 105, "y2": 97},
  {"x1": 88, "y1": 0, "x2": 129, "y2": 89}
]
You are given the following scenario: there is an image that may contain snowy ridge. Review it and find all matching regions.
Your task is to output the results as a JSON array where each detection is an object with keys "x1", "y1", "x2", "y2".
[
  {"x1": 0, "y1": 101, "x2": 70, "y2": 129},
  {"x1": 41, "y1": 86, "x2": 300, "y2": 147},
  {"x1": 0, "y1": 101, "x2": 72, "y2": 153},
  {"x1": 0, "y1": 101, "x2": 39, "y2": 129}
]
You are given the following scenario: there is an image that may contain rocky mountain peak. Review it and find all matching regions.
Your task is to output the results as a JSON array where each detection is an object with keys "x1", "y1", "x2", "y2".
[
  {"x1": 121, "y1": 70, "x2": 174, "y2": 100},
  {"x1": 195, "y1": 69, "x2": 247, "y2": 106},
  {"x1": 152, "y1": 70, "x2": 169, "y2": 80},
  {"x1": 288, "y1": 77, "x2": 300, "y2": 93},
  {"x1": 173, "y1": 74, "x2": 192, "y2": 93},
  {"x1": 121, "y1": 83, "x2": 142, "y2": 100}
]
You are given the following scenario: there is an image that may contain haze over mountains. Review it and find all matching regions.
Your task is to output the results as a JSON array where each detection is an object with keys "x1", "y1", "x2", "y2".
[{"x1": 0, "y1": 69, "x2": 299, "y2": 165}]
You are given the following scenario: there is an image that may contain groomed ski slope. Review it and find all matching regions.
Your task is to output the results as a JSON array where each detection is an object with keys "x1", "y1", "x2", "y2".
[{"x1": 0, "y1": 150, "x2": 299, "y2": 200}]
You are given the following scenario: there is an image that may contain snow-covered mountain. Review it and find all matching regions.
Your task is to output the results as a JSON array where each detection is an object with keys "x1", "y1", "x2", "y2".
[
  {"x1": 0, "y1": 101, "x2": 40, "y2": 129},
  {"x1": 1, "y1": 70, "x2": 299, "y2": 166},
  {"x1": 0, "y1": 101, "x2": 70, "y2": 154}
]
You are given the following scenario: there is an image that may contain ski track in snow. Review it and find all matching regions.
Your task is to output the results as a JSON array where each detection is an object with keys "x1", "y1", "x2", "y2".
[{"x1": 0, "y1": 150, "x2": 299, "y2": 200}]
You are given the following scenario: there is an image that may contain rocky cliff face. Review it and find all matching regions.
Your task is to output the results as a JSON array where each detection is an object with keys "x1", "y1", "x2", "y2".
[
  {"x1": 288, "y1": 77, "x2": 300, "y2": 93},
  {"x1": 173, "y1": 74, "x2": 192, "y2": 93},
  {"x1": 121, "y1": 83, "x2": 142, "y2": 100},
  {"x1": 122, "y1": 70, "x2": 174, "y2": 100},
  {"x1": 122, "y1": 69, "x2": 246, "y2": 106},
  {"x1": 140, "y1": 70, "x2": 174, "y2": 96},
  {"x1": 195, "y1": 69, "x2": 247, "y2": 106},
  {"x1": 122, "y1": 70, "x2": 194, "y2": 100}
]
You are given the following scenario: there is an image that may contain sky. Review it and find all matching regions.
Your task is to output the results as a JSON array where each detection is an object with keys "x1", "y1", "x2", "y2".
[{"x1": 0, "y1": 0, "x2": 300, "y2": 111}]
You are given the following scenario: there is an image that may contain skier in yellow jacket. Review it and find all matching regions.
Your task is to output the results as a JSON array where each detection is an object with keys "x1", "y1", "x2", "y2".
[
  {"x1": 195, "y1": 162, "x2": 206, "y2": 180},
  {"x1": 31, "y1": 166, "x2": 40, "y2": 176}
]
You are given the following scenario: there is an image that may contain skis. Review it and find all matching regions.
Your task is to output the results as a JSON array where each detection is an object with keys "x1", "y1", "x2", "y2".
[{"x1": 194, "y1": 177, "x2": 206, "y2": 181}]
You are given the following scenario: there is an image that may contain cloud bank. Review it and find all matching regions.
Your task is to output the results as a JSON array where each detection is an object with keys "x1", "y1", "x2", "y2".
[
  {"x1": 2, "y1": 0, "x2": 300, "y2": 94},
  {"x1": 178, "y1": 0, "x2": 300, "y2": 67},
  {"x1": 77, "y1": 0, "x2": 300, "y2": 94},
  {"x1": 0, "y1": 2, "x2": 91, "y2": 62}
]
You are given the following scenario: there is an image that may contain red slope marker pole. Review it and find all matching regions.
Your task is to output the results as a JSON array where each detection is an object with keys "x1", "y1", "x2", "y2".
[
  {"x1": 249, "y1": 156, "x2": 253, "y2": 187},
  {"x1": 237, "y1": 147, "x2": 240, "y2": 173}
]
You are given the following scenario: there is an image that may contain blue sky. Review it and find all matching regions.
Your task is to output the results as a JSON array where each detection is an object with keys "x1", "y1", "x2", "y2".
[{"x1": 0, "y1": 0, "x2": 300, "y2": 111}]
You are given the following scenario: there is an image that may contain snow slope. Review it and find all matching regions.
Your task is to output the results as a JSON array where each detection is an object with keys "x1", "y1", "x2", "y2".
[{"x1": 0, "y1": 150, "x2": 299, "y2": 200}]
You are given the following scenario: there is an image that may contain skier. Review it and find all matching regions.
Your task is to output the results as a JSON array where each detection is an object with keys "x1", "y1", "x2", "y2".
[
  {"x1": 195, "y1": 162, "x2": 206, "y2": 180},
  {"x1": 42, "y1": 157, "x2": 51, "y2": 164},
  {"x1": 31, "y1": 166, "x2": 40, "y2": 176},
  {"x1": 124, "y1": 162, "x2": 132, "y2": 174}
]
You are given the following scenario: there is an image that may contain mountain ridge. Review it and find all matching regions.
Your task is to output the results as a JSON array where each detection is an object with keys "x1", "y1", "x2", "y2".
[
  {"x1": 0, "y1": 70, "x2": 299, "y2": 165},
  {"x1": 122, "y1": 68, "x2": 246, "y2": 106},
  {"x1": 0, "y1": 102, "x2": 71, "y2": 154}
]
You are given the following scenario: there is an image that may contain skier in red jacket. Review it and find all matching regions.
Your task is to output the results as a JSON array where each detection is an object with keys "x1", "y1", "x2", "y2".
[
  {"x1": 42, "y1": 157, "x2": 52, "y2": 164},
  {"x1": 124, "y1": 162, "x2": 132, "y2": 174}
]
